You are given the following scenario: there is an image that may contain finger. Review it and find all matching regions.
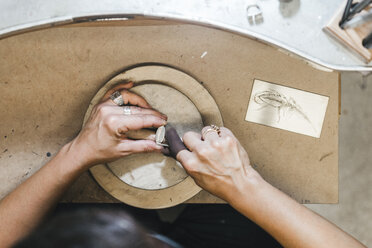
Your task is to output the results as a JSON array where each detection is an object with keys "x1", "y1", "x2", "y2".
[
  {"x1": 126, "y1": 129, "x2": 156, "y2": 141},
  {"x1": 219, "y1": 127, "x2": 244, "y2": 148},
  {"x1": 118, "y1": 139, "x2": 162, "y2": 154},
  {"x1": 165, "y1": 125, "x2": 187, "y2": 158},
  {"x1": 201, "y1": 125, "x2": 220, "y2": 142},
  {"x1": 121, "y1": 90, "x2": 151, "y2": 108},
  {"x1": 176, "y1": 149, "x2": 199, "y2": 173},
  {"x1": 182, "y1": 131, "x2": 203, "y2": 152},
  {"x1": 97, "y1": 105, "x2": 167, "y2": 120},
  {"x1": 126, "y1": 106, "x2": 167, "y2": 120},
  {"x1": 219, "y1": 127, "x2": 235, "y2": 137},
  {"x1": 117, "y1": 114, "x2": 167, "y2": 132},
  {"x1": 104, "y1": 88, "x2": 151, "y2": 109},
  {"x1": 101, "y1": 82, "x2": 134, "y2": 101}
]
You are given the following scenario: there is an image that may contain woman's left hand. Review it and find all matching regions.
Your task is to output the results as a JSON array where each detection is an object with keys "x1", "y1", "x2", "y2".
[{"x1": 69, "y1": 82, "x2": 167, "y2": 169}]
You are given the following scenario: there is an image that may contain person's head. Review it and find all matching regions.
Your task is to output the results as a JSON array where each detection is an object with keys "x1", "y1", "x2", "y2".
[{"x1": 13, "y1": 208, "x2": 163, "y2": 248}]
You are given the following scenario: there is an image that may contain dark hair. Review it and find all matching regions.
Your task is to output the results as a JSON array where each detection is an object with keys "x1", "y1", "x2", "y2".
[{"x1": 13, "y1": 208, "x2": 159, "y2": 248}]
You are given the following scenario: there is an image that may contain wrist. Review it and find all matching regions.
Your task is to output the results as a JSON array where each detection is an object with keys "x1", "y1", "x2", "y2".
[
  {"x1": 57, "y1": 140, "x2": 90, "y2": 173},
  {"x1": 41, "y1": 141, "x2": 89, "y2": 187},
  {"x1": 226, "y1": 167, "x2": 279, "y2": 221},
  {"x1": 226, "y1": 166, "x2": 267, "y2": 206}
]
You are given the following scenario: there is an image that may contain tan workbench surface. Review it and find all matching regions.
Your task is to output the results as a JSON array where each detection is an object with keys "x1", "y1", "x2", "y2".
[{"x1": 0, "y1": 22, "x2": 339, "y2": 204}]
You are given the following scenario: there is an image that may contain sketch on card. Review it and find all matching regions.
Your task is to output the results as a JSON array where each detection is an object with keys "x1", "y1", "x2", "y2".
[
  {"x1": 253, "y1": 89, "x2": 316, "y2": 132},
  {"x1": 245, "y1": 79, "x2": 329, "y2": 138}
]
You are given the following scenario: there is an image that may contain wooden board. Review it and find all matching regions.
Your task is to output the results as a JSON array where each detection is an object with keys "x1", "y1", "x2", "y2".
[
  {"x1": 0, "y1": 22, "x2": 339, "y2": 205},
  {"x1": 83, "y1": 65, "x2": 223, "y2": 208}
]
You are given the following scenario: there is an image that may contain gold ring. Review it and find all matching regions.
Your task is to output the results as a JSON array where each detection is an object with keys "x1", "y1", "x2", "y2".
[
  {"x1": 202, "y1": 125, "x2": 221, "y2": 138},
  {"x1": 211, "y1": 124, "x2": 221, "y2": 135}
]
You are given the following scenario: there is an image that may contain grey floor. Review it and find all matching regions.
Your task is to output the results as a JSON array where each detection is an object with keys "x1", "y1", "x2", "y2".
[{"x1": 306, "y1": 72, "x2": 372, "y2": 247}]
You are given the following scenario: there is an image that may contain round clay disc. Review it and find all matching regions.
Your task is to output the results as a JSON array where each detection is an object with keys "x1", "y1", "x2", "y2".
[
  {"x1": 108, "y1": 83, "x2": 204, "y2": 190},
  {"x1": 83, "y1": 65, "x2": 223, "y2": 209}
]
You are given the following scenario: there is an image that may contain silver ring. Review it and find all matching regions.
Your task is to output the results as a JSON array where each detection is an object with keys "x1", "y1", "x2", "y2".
[
  {"x1": 123, "y1": 106, "x2": 131, "y2": 115},
  {"x1": 110, "y1": 91, "x2": 124, "y2": 106}
]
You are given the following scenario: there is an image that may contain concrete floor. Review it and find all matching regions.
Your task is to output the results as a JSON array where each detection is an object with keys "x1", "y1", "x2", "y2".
[{"x1": 306, "y1": 72, "x2": 372, "y2": 247}]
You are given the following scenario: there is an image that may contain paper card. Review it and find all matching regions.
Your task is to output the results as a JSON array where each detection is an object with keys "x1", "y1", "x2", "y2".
[{"x1": 245, "y1": 79, "x2": 329, "y2": 138}]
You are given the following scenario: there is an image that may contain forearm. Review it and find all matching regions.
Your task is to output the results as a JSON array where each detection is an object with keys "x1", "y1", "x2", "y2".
[
  {"x1": 229, "y1": 173, "x2": 366, "y2": 248},
  {"x1": 0, "y1": 142, "x2": 85, "y2": 247}
]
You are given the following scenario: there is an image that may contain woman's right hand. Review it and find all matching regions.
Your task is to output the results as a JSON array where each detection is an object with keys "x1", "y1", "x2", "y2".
[
  {"x1": 176, "y1": 126, "x2": 262, "y2": 204},
  {"x1": 174, "y1": 127, "x2": 367, "y2": 248}
]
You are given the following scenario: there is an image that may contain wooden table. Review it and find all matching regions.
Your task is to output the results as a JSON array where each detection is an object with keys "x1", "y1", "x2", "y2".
[{"x1": 0, "y1": 21, "x2": 339, "y2": 205}]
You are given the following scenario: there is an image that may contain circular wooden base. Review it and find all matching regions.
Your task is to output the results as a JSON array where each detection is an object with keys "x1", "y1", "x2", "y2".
[
  {"x1": 83, "y1": 65, "x2": 223, "y2": 209},
  {"x1": 108, "y1": 83, "x2": 203, "y2": 190}
]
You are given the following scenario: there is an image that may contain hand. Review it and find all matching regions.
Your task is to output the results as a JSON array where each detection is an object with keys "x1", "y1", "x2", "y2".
[
  {"x1": 176, "y1": 126, "x2": 262, "y2": 203},
  {"x1": 69, "y1": 82, "x2": 167, "y2": 169}
]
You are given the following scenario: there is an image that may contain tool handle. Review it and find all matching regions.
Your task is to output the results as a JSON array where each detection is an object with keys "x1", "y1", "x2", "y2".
[{"x1": 164, "y1": 125, "x2": 187, "y2": 158}]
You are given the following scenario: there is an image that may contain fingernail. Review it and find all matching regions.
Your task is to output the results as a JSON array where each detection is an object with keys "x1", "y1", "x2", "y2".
[{"x1": 162, "y1": 120, "x2": 167, "y2": 125}]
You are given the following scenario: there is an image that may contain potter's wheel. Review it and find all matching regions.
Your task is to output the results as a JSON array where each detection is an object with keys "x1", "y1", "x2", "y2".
[
  {"x1": 83, "y1": 65, "x2": 223, "y2": 209},
  {"x1": 108, "y1": 83, "x2": 203, "y2": 190}
]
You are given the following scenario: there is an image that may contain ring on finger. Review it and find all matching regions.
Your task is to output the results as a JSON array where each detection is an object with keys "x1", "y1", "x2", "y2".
[
  {"x1": 122, "y1": 106, "x2": 132, "y2": 115},
  {"x1": 211, "y1": 124, "x2": 221, "y2": 135},
  {"x1": 110, "y1": 91, "x2": 125, "y2": 106},
  {"x1": 202, "y1": 124, "x2": 221, "y2": 138}
]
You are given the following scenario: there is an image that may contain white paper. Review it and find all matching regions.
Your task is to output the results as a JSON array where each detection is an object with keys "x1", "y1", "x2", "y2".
[{"x1": 245, "y1": 79, "x2": 329, "y2": 138}]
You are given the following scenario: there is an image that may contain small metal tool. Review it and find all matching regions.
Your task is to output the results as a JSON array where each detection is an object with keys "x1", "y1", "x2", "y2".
[{"x1": 155, "y1": 126, "x2": 169, "y2": 147}]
